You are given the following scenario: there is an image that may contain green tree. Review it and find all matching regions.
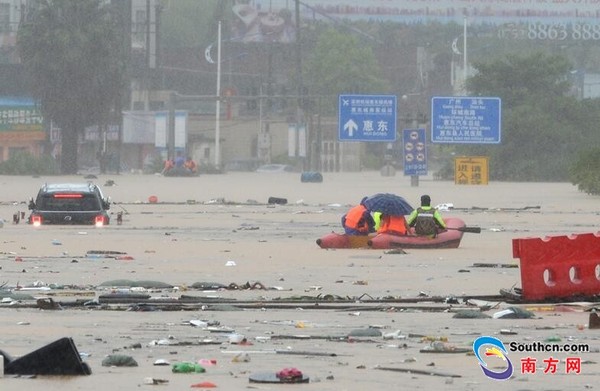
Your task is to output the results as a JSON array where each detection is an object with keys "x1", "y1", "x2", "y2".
[
  {"x1": 17, "y1": 0, "x2": 126, "y2": 174},
  {"x1": 468, "y1": 51, "x2": 572, "y2": 109},
  {"x1": 159, "y1": 0, "x2": 221, "y2": 49},
  {"x1": 303, "y1": 28, "x2": 387, "y2": 113},
  {"x1": 570, "y1": 148, "x2": 600, "y2": 195},
  {"x1": 568, "y1": 98, "x2": 600, "y2": 193},
  {"x1": 454, "y1": 51, "x2": 586, "y2": 181}
]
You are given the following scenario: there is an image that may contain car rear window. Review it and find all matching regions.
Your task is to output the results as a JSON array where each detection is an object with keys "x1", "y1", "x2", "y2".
[{"x1": 37, "y1": 193, "x2": 101, "y2": 211}]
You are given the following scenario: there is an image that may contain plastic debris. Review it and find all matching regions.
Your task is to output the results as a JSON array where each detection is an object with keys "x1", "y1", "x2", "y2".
[
  {"x1": 191, "y1": 381, "x2": 217, "y2": 388},
  {"x1": 255, "y1": 336, "x2": 271, "y2": 343},
  {"x1": 382, "y1": 330, "x2": 406, "y2": 340},
  {"x1": 171, "y1": 362, "x2": 205, "y2": 373},
  {"x1": 189, "y1": 320, "x2": 208, "y2": 328},
  {"x1": 144, "y1": 377, "x2": 169, "y2": 385},
  {"x1": 231, "y1": 353, "x2": 250, "y2": 363},
  {"x1": 277, "y1": 367, "x2": 303, "y2": 381},
  {"x1": 492, "y1": 307, "x2": 535, "y2": 319},
  {"x1": 249, "y1": 370, "x2": 309, "y2": 384},
  {"x1": 228, "y1": 333, "x2": 245, "y2": 344}
]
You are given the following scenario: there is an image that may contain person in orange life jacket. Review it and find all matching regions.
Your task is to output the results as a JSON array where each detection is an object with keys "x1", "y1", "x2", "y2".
[
  {"x1": 378, "y1": 214, "x2": 408, "y2": 235},
  {"x1": 406, "y1": 194, "x2": 447, "y2": 237},
  {"x1": 341, "y1": 197, "x2": 376, "y2": 235}
]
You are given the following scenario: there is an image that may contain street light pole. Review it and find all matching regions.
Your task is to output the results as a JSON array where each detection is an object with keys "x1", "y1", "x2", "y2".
[
  {"x1": 294, "y1": 0, "x2": 305, "y2": 169},
  {"x1": 215, "y1": 20, "x2": 222, "y2": 169}
]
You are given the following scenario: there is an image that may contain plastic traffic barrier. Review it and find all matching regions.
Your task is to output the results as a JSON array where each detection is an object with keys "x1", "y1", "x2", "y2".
[{"x1": 513, "y1": 232, "x2": 600, "y2": 301}]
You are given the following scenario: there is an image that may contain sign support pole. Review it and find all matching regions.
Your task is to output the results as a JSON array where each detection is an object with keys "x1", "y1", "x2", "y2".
[{"x1": 410, "y1": 118, "x2": 419, "y2": 187}]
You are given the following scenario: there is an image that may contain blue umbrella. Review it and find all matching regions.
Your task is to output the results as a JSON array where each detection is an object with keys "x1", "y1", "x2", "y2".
[{"x1": 363, "y1": 193, "x2": 414, "y2": 216}]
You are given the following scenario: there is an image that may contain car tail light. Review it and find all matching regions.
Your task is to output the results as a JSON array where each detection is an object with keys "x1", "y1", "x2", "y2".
[
  {"x1": 32, "y1": 215, "x2": 43, "y2": 226},
  {"x1": 94, "y1": 215, "x2": 106, "y2": 227}
]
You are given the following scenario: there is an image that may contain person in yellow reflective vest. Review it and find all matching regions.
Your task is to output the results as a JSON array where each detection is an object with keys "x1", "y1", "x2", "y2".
[
  {"x1": 373, "y1": 211, "x2": 382, "y2": 231},
  {"x1": 407, "y1": 195, "x2": 447, "y2": 237}
]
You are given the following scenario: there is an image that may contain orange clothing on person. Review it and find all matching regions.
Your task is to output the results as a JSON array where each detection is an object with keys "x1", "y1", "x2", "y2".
[
  {"x1": 378, "y1": 215, "x2": 408, "y2": 236},
  {"x1": 184, "y1": 158, "x2": 197, "y2": 173},
  {"x1": 343, "y1": 204, "x2": 373, "y2": 234}
]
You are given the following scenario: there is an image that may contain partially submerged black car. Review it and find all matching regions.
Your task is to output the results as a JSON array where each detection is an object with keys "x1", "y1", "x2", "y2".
[{"x1": 28, "y1": 183, "x2": 111, "y2": 226}]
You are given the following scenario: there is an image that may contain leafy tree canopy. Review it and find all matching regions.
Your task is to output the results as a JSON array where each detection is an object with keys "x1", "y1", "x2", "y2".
[
  {"x1": 159, "y1": 0, "x2": 221, "y2": 49},
  {"x1": 570, "y1": 148, "x2": 600, "y2": 195},
  {"x1": 468, "y1": 51, "x2": 573, "y2": 108},
  {"x1": 17, "y1": 0, "x2": 126, "y2": 173},
  {"x1": 448, "y1": 52, "x2": 594, "y2": 181},
  {"x1": 303, "y1": 28, "x2": 387, "y2": 112}
]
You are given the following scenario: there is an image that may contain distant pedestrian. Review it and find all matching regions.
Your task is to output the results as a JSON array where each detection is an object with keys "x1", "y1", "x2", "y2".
[
  {"x1": 184, "y1": 157, "x2": 198, "y2": 174},
  {"x1": 162, "y1": 158, "x2": 174, "y2": 175}
]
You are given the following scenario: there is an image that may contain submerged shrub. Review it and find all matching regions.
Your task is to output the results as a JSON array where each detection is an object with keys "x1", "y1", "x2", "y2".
[
  {"x1": 0, "y1": 151, "x2": 59, "y2": 175},
  {"x1": 570, "y1": 148, "x2": 600, "y2": 195}
]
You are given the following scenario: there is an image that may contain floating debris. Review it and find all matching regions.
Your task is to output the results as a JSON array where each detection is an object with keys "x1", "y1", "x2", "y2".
[
  {"x1": 102, "y1": 354, "x2": 138, "y2": 367},
  {"x1": 493, "y1": 307, "x2": 535, "y2": 319},
  {"x1": 452, "y1": 310, "x2": 491, "y2": 319}
]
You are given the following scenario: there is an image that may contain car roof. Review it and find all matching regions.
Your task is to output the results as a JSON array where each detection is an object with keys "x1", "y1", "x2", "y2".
[{"x1": 40, "y1": 183, "x2": 99, "y2": 193}]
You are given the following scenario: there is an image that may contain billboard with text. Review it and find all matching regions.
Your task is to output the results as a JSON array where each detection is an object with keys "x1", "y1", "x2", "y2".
[{"x1": 235, "y1": 1, "x2": 600, "y2": 44}]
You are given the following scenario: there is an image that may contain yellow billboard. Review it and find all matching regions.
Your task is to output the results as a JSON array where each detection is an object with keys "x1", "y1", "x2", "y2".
[{"x1": 454, "y1": 156, "x2": 489, "y2": 185}]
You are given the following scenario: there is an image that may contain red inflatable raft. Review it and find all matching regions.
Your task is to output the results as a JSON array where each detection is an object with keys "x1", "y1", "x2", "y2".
[
  {"x1": 316, "y1": 217, "x2": 467, "y2": 249},
  {"x1": 316, "y1": 232, "x2": 375, "y2": 249}
]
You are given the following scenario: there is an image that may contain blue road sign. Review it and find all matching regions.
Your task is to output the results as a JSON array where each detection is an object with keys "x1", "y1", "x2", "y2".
[
  {"x1": 431, "y1": 97, "x2": 501, "y2": 144},
  {"x1": 338, "y1": 94, "x2": 397, "y2": 142},
  {"x1": 403, "y1": 128, "x2": 427, "y2": 176}
]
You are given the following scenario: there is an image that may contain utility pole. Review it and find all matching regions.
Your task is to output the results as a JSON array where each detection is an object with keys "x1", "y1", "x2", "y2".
[
  {"x1": 215, "y1": 21, "x2": 222, "y2": 168},
  {"x1": 294, "y1": 0, "x2": 305, "y2": 169},
  {"x1": 167, "y1": 92, "x2": 175, "y2": 160}
]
